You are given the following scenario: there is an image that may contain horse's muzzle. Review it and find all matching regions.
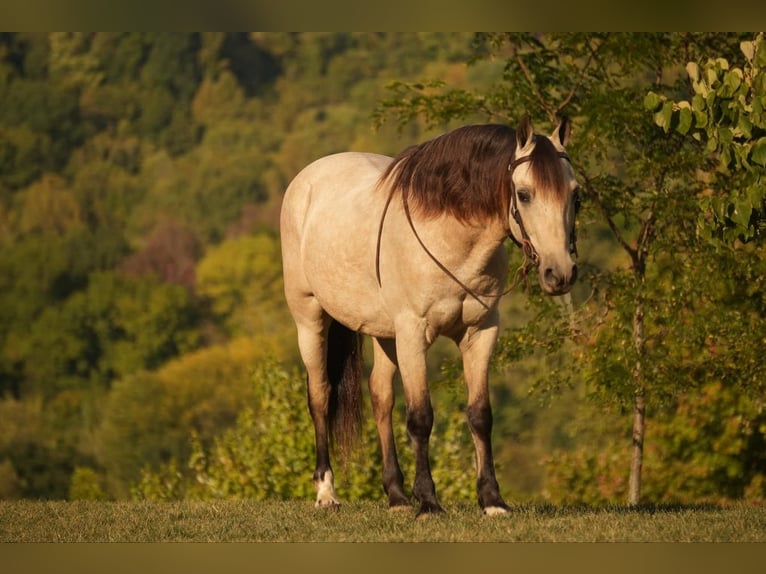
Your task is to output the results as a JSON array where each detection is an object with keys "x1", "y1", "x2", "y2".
[{"x1": 541, "y1": 263, "x2": 578, "y2": 295}]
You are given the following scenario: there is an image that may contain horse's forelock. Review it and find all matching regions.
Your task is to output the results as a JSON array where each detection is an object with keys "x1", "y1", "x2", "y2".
[{"x1": 528, "y1": 135, "x2": 567, "y2": 201}]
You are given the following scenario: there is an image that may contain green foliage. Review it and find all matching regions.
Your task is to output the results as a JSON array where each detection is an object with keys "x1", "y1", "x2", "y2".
[
  {"x1": 196, "y1": 233, "x2": 289, "y2": 340},
  {"x1": 543, "y1": 382, "x2": 766, "y2": 506},
  {"x1": 13, "y1": 271, "x2": 201, "y2": 397},
  {"x1": 645, "y1": 33, "x2": 766, "y2": 243},
  {"x1": 98, "y1": 337, "x2": 273, "y2": 498},
  {"x1": 375, "y1": 32, "x2": 765, "y2": 506},
  {"x1": 133, "y1": 361, "x2": 477, "y2": 504},
  {"x1": 1, "y1": 33, "x2": 762, "y2": 507},
  {"x1": 1, "y1": 32, "x2": 475, "y2": 500},
  {"x1": 68, "y1": 467, "x2": 106, "y2": 501}
]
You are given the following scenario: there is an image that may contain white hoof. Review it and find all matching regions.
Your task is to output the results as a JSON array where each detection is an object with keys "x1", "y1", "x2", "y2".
[
  {"x1": 314, "y1": 470, "x2": 340, "y2": 508},
  {"x1": 483, "y1": 505, "x2": 510, "y2": 516}
]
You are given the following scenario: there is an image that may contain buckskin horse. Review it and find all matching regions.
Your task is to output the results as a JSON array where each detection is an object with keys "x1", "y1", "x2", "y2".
[{"x1": 280, "y1": 117, "x2": 579, "y2": 517}]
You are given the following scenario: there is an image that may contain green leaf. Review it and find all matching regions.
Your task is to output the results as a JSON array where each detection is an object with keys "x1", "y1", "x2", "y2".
[
  {"x1": 677, "y1": 107, "x2": 693, "y2": 135},
  {"x1": 714, "y1": 57, "x2": 730, "y2": 71},
  {"x1": 644, "y1": 91, "x2": 662, "y2": 111},
  {"x1": 741, "y1": 40, "x2": 755, "y2": 62},
  {"x1": 736, "y1": 114, "x2": 753, "y2": 139},
  {"x1": 686, "y1": 62, "x2": 700, "y2": 83},
  {"x1": 705, "y1": 66, "x2": 719, "y2": 86},
  {"x1": 751, "y1": 137, "x2": 766, "y2": 166},
  {"x1": 722, "y1": 69, "x2": 743, "y2": 97},
  {"x1": 730, "y1": 199, "x2": 753, "y2": 228},
  {"x1": 691, "y1": 94, "x2": 706, "y2": 112},
  {"x1": 654, "y1": 101, "x2": 674, "y2": 132},
  {"x1": 747, "y1": 183, "x2": 764, "y2": 207},
  {"x1": 755, "y1": 37, "x2": 766, "y2": 67}
]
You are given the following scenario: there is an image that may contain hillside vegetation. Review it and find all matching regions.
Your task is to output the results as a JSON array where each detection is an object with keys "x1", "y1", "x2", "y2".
[{"x1": 0, "y1": 33, "x2": 763, "y2": 509}]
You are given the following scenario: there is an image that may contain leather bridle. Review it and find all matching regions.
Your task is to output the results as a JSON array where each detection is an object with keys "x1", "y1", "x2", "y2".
[
  {"x1": 507, "y1": 151, "x2": 576, "y2": 265},
  {"x1": 375, "y1": 150, "x2": 576, "y2": 309}
]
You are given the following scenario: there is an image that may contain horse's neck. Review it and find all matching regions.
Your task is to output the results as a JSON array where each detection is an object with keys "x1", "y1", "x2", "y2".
[{"x1": 422, "y1": 214, "x2": 508, "y2": 275}]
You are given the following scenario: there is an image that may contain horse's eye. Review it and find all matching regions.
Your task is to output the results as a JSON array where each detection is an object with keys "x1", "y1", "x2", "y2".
[{"x1": 517, "y1": 189, "x2": 531, "y2": 203}]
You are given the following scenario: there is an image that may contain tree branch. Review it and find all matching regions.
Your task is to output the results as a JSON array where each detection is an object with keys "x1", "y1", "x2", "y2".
[
  {"x1": 555, "y1": 36, "x2": 600, "y2": 116},
  {"x1": 512, "y1": 45, "x2": 557, "y2": 119},
  {"x1": 581, "y1": 172, "x2": 638, "y2": 263}
]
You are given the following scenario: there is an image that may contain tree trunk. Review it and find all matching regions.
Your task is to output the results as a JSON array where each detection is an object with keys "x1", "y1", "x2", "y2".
[
  {"x1": 628, "y1": 389, "x2": 645, "y2": 505},
  {"x1": 628, "y1": 296, "x2": 645, "y2": 506}
]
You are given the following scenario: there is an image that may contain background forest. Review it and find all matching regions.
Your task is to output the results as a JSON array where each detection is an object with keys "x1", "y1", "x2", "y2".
[{"x1": 0, "y1": 32, "x2": 763, "y2": 506}]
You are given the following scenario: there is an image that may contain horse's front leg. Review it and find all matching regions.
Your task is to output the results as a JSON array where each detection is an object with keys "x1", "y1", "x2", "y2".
[
  {"x1": 456, "y1": 310, "x2": 510, "y2": 515},
  {"x1": 369, "y1": 337, "x2": 409, "y2": 509},
  {"x1": 395, "y1": 320, "x2": 443, "y2": 517}
]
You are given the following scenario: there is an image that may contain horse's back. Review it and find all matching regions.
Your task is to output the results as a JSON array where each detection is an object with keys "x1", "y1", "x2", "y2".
[{"x1": 280, "y1": 152, "x2": 395, "y2": 335}]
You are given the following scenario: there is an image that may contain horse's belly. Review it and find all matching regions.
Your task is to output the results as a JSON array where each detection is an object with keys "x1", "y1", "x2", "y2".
[{"x1": 311, "y1": 284, "x2": 394, "y2": 337}]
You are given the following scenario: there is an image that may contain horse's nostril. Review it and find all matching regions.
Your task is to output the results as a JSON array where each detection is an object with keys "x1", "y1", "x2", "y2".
[
  {"x1": 544, "y1": 268, "x2": 554, "y2": 281},
  {"x1": 544, "y1": 265, "x2": 577, "y2": 291},
  {"x1": 544, "y1": 267, "x2": 563, "y2": 288}
]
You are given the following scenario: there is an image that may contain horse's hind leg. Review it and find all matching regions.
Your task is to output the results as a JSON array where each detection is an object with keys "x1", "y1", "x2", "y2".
[
  {"x1": 456, "y1": 311, "x2": 510, "y2": 515},
  {"x1": 369, "y1": 337, "x2": 409, "y2": 509},
  {"x1": 293, "y1": 304, "x2": 338, "y2": 507}
]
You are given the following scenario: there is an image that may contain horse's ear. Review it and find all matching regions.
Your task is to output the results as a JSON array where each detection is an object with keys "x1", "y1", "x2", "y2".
[
  {"x1": 552, "y1": 116, "x2": 571, "y2": 147},
  {"x1": 516, "y1": 116, "x2": 534, "y2": 151}
]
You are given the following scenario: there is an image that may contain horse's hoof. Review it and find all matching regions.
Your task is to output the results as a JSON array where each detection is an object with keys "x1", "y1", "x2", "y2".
[
  {"x1": 388, "y1": 502, "x2": 411, "y2": 512},
  {"x1": 387, "y1": 492, "x2": 411, "y2": 510},
  {"x1": 416, "y1": 502, "x2": 445, "y2": 519},
  {"x1": 315, "y1": 497, "x2": 341, "y2": 509},
  {"x1": 483, "y1": 505, "x2": 510, "y2": 516}
]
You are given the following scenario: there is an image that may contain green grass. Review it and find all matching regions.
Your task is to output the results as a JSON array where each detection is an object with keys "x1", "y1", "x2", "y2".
[{"x1": 1, "y1": 500, "x2": 764, "y2": 542}]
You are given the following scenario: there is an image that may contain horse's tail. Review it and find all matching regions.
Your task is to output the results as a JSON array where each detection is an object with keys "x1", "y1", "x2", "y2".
[{"x1": 326, "y1": 319, "x2": 363, "y2": 460}]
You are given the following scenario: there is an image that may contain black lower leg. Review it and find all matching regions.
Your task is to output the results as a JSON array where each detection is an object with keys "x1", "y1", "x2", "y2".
[
  {"x1": 467, "y1": 402, "x2": 509, "y2": 511},
  {"x1": 407, "y1": 402, "x2": 443, "y2": 515},
  {"x1": 382, "y1": 457, "x2": 409, "y2": 507}
]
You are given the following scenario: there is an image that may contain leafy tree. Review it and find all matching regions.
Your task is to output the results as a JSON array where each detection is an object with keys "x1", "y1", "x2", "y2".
[
  {"x1": 1, "y1": 32, "x2": 501, "y2": 500},
  {"x1": 645, "y1": 32, "x2": 766, "y2": 244},
  {"x1": 13, "y1": 271, "x2": 200, "y2": 398},
  {"x1": 68, "y1": 466, "x2": 107, "y2": 501},
  {"x1": 195, "y1": 233, "x2": 289, "y2": 340},
  {"x1": 98, "y1": 339, "x2": 286, "y2": 498},
  {"x1": 375, "y1": 32, "x2": 756, "y2": 505},
  {"x1": 131, "y1": 128, "x2": 270, "y2": 244},
  {"x1": 119, "y1": 219, "x2": 203, "y2": 290},
  {"x1": 0, "y1": 392, "x2": 90, "y2": 499},
  {"x1": 16, "y1": 173, "x2": 82, "y2": 235}
]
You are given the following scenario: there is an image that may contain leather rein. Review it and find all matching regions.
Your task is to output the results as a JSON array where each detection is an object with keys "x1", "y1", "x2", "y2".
[{"x1": 375, "y1": 151, "x2": 574, "y2": 311}]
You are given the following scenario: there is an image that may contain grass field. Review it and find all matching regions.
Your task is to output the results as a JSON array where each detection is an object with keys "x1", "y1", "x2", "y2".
[{"x1": 1, "y1": 499, "x2": 764, "y2": 542}]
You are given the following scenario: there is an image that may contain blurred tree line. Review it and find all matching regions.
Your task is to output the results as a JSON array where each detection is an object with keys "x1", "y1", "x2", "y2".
[
  {"x1": 0, "y1": 33, "x2": 763, "y2": 506},
  {"x1": 0, "y1": 32, "x2": 480, "y2": 499}
]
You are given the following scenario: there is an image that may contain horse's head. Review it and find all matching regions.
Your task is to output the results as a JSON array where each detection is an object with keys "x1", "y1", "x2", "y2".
[{"x1": 507, "y1": 117, "x2": 579, "y2": 295}]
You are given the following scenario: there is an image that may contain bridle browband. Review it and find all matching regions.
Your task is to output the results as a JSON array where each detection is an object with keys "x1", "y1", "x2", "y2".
[{"x1": 375, "y1": 150, "x2": 575, "y2": 310}]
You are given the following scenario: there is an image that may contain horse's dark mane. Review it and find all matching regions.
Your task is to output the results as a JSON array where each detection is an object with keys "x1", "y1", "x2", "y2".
[{"x1": 378, "y1": 124, "x2": 566, "y2": 223}]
